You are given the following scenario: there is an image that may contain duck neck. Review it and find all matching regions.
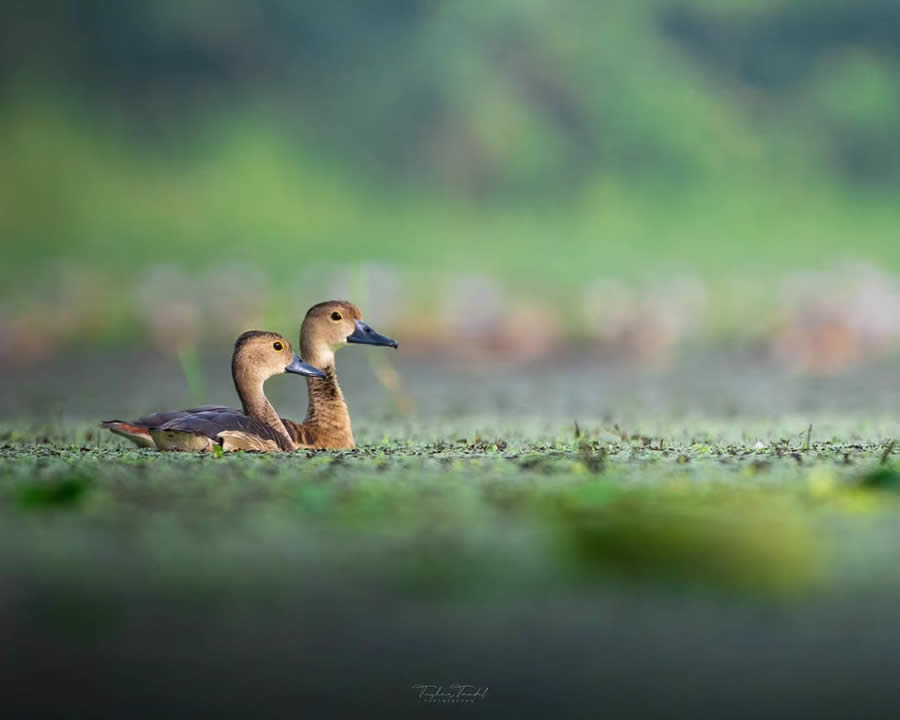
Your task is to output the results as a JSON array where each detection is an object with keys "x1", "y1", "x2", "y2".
[
  {"x1": 233, "y1": 370, "x2": 295, "y2": 451},
  {"x1": 302, "y1": 354, "x2": 354, "y2": 447}
]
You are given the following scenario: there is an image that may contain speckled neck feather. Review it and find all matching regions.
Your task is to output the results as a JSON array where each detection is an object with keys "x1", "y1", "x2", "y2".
[{"x1": 302, "y1": 364, "x2": 355, "y2": 448}]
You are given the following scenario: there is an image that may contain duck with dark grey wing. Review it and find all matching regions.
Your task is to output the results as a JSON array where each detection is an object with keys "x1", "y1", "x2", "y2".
[
  {"x1": 102, "y1": 331, "x2": 325, "y2": 452},
  {"x1": 280, "y1": 300, "x2": 398, "y2": 449}
]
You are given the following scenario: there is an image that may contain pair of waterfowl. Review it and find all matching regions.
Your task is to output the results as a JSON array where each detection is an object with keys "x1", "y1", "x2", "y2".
[{"x1": 102, "y1": 301, "x2": 398, "y2": 452}]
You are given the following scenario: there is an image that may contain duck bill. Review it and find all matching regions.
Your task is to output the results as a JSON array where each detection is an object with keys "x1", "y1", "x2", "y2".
[
  {"x1": 285, "y1": 354, "x2": 327, "y2": 378},
  {"x1": 347, "y1": 320, "x2": 398, "y2": 348}
]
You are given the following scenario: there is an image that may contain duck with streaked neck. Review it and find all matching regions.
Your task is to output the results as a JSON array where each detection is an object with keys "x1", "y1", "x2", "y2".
[
  {"x1": 102, "y1": 331, "x2": 325, "y2": 452},
  {"x1": 280, "y1": 300, "x2": 398, "y2": 449}
]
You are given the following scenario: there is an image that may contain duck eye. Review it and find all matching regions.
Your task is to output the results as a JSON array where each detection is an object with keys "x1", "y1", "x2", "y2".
[
  {"x1": 331, "y1": 312, "x2": 342, "y2": 321},
  {"x1": 273, "y1": 341, "x2": 284, "y2": 351}
]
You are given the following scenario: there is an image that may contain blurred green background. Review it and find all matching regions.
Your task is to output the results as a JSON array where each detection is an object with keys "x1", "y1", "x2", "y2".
[
  {"x1": 5, "y1": 8, "x2": 900, "y2": 713},
  {"x1": 3, "y1": 0, "x2": 900, "y2": 372}
]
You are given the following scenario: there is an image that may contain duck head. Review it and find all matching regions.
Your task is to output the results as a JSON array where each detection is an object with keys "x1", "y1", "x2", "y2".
[
  {"x1": 300, "y1": 300, "x2": 398, "y2": 367},
  {"x1": 232, "y1": 330, "x2": 326, "y2": 384}
]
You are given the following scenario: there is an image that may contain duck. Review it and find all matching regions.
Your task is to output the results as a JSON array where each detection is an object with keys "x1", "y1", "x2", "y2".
[
  {"x1": 279, "y1": 300, "x2": 398, "y2": 449},
  {"x1": 102, "y1": 330, "x2": 326, "y2": 452}
]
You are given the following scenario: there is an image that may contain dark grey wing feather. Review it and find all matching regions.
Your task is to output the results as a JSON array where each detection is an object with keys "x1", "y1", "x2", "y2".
[
  {"x1": 155, "y1": 410, "x2": 284, "y2": 446},
  {"x1": 133, "y1": 405, "x2": 235, "y2": 429}
]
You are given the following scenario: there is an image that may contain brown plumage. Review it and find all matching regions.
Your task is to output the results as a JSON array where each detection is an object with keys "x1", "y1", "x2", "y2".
[
  {"x1": 104, "y1": 302, "x2": 397, "y2": 451},
  {"x1": 102, "y1": 331, "x2": 325, "y2": 452},
  {"x1": 279, "y1": 300, "x2": 398, "y2": 449}
]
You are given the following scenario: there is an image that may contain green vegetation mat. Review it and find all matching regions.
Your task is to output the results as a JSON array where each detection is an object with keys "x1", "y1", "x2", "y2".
[
  {"x1": 4, "y1": 417, "x2": 899, "y2": 595},
  {"x1": 3, "y1": 419, "x2": 900, "y2": 713}
]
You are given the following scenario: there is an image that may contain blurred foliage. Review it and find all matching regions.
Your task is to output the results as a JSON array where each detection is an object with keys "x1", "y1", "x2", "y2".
[
  {"x1": 2, "y1": 0, "x2": 899, "y2": 346},
  {"x1": 5, "y1": 0, "x2": 898, "y2": 191},
  {"x1": 17, "y1": 468, "x2": 92, "y2": 509},
  {"x1": 554, "y1": 485, "x2": 820, "y2": 594},
  {"x1": 858, "y1": 463, "x2": 900, "y2": 490}
]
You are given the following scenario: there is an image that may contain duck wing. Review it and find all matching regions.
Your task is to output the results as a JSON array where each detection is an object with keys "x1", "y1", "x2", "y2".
[
  {"x1": 134, "y1": 405, "x2": 234, "y2": 427},
  {"x1": 149, "y1": 410, "x2": 286, "y2": 453},
  {"x1": 102, "y1": 405, "x2": 236, "y2": 448}
]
